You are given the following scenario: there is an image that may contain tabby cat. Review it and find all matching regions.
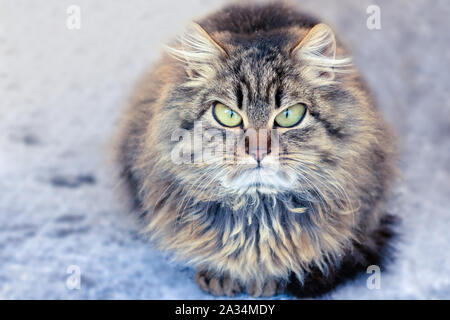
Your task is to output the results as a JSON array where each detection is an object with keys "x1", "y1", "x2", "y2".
[{"x1": 115, "y1": 2, "x2": 397, "y2": 297}]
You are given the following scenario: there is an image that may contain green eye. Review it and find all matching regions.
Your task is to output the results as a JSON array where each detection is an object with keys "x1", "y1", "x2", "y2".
[
  {"x1": 212, "y1": 102, "x2": 242, "y2": 127},
  {"x1": 274, "y1": 104, "x2": 306, "y2": 128}
]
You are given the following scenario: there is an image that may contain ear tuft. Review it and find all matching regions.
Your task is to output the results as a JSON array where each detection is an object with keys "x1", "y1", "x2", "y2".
[
  {"x1": 291, "y1": 23, "x2": 352, "y2": 85},
  {"x1": 165, "y1": 23, "x2": 228, "y2": 83}
]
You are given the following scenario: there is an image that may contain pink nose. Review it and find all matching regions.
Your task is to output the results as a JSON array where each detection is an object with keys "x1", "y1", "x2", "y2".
[
  {"x1": 248, "y1": 146, "x2": 267, "y2": 163},
  {"x1": 244, "y1": 129, "x2": 272, "y2": 163}
]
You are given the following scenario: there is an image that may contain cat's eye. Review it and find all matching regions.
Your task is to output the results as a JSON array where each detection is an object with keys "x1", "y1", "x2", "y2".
[
  {"x1": 274, "y1": 103, "x2": 306, "y2": 128},
  {"x1": 212, "y1": 102, "x2": 243, "y2": 127}
]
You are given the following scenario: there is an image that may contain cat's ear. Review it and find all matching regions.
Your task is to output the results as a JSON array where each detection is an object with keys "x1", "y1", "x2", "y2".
[
  {"x1": 166, "y1": 22, "x2": 228, "y2": 82},
  {"x1": 291, "y1": 23, "x2": 351, "y2": 84}
]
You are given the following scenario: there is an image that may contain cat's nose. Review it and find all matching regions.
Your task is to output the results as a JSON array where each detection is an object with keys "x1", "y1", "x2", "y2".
[
  {"x1": 244, "y1": 129, "x2": 272, "y2": 164},
  {"x1": 248, "y1": 146, "x2": 268, "y2": 164}
]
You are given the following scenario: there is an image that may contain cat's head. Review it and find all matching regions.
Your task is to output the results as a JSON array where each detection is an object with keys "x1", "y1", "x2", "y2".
[{"x1": 152, "y1": 19, "x2": 375, "y2": 210}]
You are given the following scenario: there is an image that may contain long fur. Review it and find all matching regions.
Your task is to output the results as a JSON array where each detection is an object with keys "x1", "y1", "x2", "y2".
[{"x1": 114, "y1": 2, "x2": 397, "y2": 297}]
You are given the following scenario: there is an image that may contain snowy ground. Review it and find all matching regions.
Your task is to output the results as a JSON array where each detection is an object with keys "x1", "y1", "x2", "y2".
[{"x1": 0, "y1": 0, "x2": 449, "y2": 299}]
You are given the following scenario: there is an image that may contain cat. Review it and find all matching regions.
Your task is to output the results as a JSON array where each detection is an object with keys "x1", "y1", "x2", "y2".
[{"x1": 115, "y1": 2, "x2": 397, "y2": 297}]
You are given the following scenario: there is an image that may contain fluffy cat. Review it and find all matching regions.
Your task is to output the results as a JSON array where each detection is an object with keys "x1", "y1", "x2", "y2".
[{"x1": 115, "y1": 2, "x2": 397, "y2": 297}]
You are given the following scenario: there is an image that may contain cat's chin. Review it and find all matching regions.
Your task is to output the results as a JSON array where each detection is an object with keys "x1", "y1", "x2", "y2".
[{"x1": 220, "y1": 166, "x2": 293, "y2": 195}]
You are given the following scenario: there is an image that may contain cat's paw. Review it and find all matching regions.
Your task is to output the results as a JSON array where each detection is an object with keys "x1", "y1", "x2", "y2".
[
  {"x1": 195, "y1": 270, "x2": 285, "y2": 297},
  {"x1": 245, "y1": 278, "x2": 286, "y2": 297},
  {"x1": 195, "y1": 270, "x2": 243, "y2": 297}
]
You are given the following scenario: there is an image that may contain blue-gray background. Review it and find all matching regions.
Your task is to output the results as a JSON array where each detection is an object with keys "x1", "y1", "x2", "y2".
[{"x1": 0, "y1": 0, "x2": 449, "y2": 299}]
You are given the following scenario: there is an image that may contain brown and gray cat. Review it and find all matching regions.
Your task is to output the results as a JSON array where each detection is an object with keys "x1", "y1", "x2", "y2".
[{"x1": 115, "y1": 2, "x2": 397, "y2": 297}]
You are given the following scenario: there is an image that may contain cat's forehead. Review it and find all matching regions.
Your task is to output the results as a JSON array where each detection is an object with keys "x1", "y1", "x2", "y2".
[{"x1": 224, "y1": 46, "x2": 290, "y2": 127}]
